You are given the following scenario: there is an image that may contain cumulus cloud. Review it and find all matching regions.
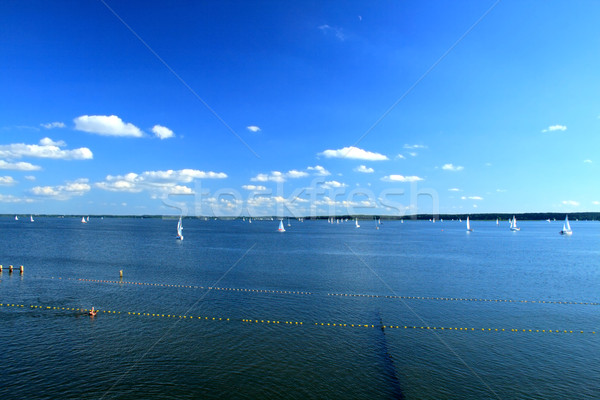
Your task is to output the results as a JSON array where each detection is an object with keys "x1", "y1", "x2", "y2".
[
  {"x1": 318, "y1": 146, "x2": 388, "y2": 161},
  {"x1": 152, "y1": 125, "x2": 175, "y2": 140},
  {"x1": 30, "y1": 178, "x2": 91, "y2": 200},
  {"x1": 542, "y1": 125, "x2": 567, "y2": 133},
  {"x1": 442, "y1": 163, "x2": 464, "y2": 171},
  {"x1": 381, "y1": 175, "x2": 423, "y2": 182},
  {"x1": 95, "y1": 168, "x2": 227, "y2": 196},
  {"x1": 0, "y1": 138, "x2": 92, "y2": 160},
  {"x1": 74, "y1": 115, "x2": 143, "y2": 137},
  {"x1": 40, "y1": 122, "x2": 66, "y2": 129},
  {"x1": 562, "y1": 200, "x2": 579, "y2": 206},
  {"x1": 287, "y1": 169, "x2": 309, "y2": 179},
  {"x1": 0, "y1": 160, "x2": 41, "y2": 171},
  {"x1": 251, "y1": 169, "x2": 309, "y2": 183},
  {"x1": 246, "y1": 125, "x2": 261, "y2": 133},
  {"x1": 307, "y1": 165, "x2": 330, "y2": 176},
  {"x1": 242, "y1": 185, "x2": 267, "y2": 191},
  {"x1": 354, "y1": 165, "x2": 374, "y2": 173},
  {"x1": 322, "y1": 180, "x2": 347, "y2": 189},
  {"x1": 0, "y1": 176, "x2": 17, "y2": 186}
]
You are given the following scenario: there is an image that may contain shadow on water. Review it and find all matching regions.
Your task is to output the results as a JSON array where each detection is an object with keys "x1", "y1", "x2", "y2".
[{"x1": 374, "y1": 311, "x2": 404, "y2": 399}]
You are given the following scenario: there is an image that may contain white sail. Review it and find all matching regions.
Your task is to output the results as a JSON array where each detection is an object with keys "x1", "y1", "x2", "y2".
[
  {"x1": 355, "y1": 218, "x2": 360, "y2": 228},
  {"x1": 30, "y1": 215, "x2": 34, "y2": 222},
  {"x1": 560, "y1": 215, "x2": 572, "y2": 235},
  {"x1": 466, "y1": 216, "x2": 472, "y2": 231},
  {"x1": 14, "y1": 215, "x2": 18, "y2": 221},
  {"x1": 278, "y1": 220, "x2": 285, "y2": 232},
  {"x1": 510, "y1": 216, "x2": 520, "y2": 231},
  {"x1": 177, "y1": 216, "x2": 184, "y2": 240},
  {"x1": 496, "y1": 218, "x2": 499, "y2": 225},
  {"x1": 81, "y1": 216, "x2": 87, "y2": 224}
]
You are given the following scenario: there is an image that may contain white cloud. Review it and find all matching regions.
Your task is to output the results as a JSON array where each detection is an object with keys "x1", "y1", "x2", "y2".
[
  {"x1": 0, "y1": 138, "x2": 92, "y2": 160},
  {"x1": 0, "y1": 194, "x2": 33, "y2": 203},
  {"x1": 322, "y1": 180, "x2": 347, "y2": 189},
  {"x1": 396, "y1": 154, "x2": 406, "y2": 159},
  {"x1": 496, "y1": 189, "x2": 507, "y2": 193},
  {"x1": 592, "y1": 201, "x2": 600, "y2": 205},
  {"x1": 562, "y1": 200, "x2": 579, "y2": 206},
  {"x1": 287, "y1": 169, "x2": 309, "y2": 179},
  {"x1": 39, "y1": 137, "x2": 66, "y2": 147},
  {"x1": 307, "y1": 165, "x2": 330, "y2": 176},
  {"x1": 95, "y1": 168, "x2": 227, "y2": 196},
  {"x1": 448, "y1": 188, "x2": 461, "y2": 192},
  {"x1": 354, "y1": 165, "x2": 374, "y2": 173},
  {"x1": 251, "y1": 169, "x2": 309, "y2": 183},
  {"x1": 247, "y1": 125, "x2": 261, "y2": 133},
  {"x1": 318, "y1": 24, "x2": 345, "y2": 41},
  {"x1": 74, "y1": 115, "x2": 143, "y2": 137},
  {"x1": 408, "y1": 152, "x2": 417, "y2": 157},
  {"x1": 403, "y1": 144, "x2": 427, "y2": 150},
  {"x1": 461, "y1": 196, "x2": 483, "y2": 200},
  {"x1": 40, "y1": 122, "x2": 66, "y2": 129},
  {"x1": 318, "y1": 146, "x2": 388, "y2": 161},
  {"x1": 0, "y1": 160, "x2": 41, "y2": 171},
  {"x1": 542, "y1": 125, "x2": 567, "y2": 133},
  {"x1": 381, "y1": 175, "x2": 423, "y2": 182},
  {"x1": 31, "y1": 178, "x2": 91, "y2": 200},
  {"x1": 25, "y1": 175, "x2": 36, "y2": 181},
  {"x1": 0, "y1": 176, "x2": 17, "y2": 186},
  {"x1": 242, "y1": 185, "x2": 267, "y2": 191},
  {"x1": 584, "y1": 159, "x2": 593, "y2": 164},
  {"x1": 442, "y1": 163, "x2": 464, "y2": 171},
  {"x1": 152, "y1": 125, "x2": 175, "y2": 140}
]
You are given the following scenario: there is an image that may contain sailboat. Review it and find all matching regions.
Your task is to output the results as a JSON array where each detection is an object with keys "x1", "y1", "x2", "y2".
[
  {"x1": 81, "y1": 216, "x2": 87, "y2": 224},
  {"x1": 355, "y1": 218, "x2": 360, "y2": 228},
  {"x1": 509, "y1": 216, "x2": 520, "y2": 231},
  {"x1": 30, "y1": 215, "x2": 34, "y2": 222},
  {"x1": 466, "y1": 216, "x2": 473, "y2": 232},
  {"x1": 176, "y1": 216, "x2": 184, "y2": 240},
  {"x1": 559, "y1": 215, "x2": 572, "y2": 235},
  {"x1": 14, "y1": 215, "x2": 18, "y2": 221},
  {"x1": 496, "y1": 218, "x2": 499, "y2": 226},
  {"x1": 278, "y1": 220, "x2": 285, "y2": 232},
  {"x1": 86, "y1": 216, "x2": 89, "y2": 222}
]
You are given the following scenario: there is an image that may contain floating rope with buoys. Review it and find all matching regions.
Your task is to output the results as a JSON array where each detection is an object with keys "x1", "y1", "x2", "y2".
[{"x1": 0, "y1": 303, "x2": 597, "y2": 335}]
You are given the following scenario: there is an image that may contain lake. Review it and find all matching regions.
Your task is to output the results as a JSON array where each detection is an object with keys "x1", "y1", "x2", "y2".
[{"x1": 1, "y1": 217, "x2": 599, "y2": 399}]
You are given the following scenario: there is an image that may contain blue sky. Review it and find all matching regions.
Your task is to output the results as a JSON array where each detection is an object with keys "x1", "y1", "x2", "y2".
[{"x1": 1, "y1": 0, "x2": 599, "y2": 216}]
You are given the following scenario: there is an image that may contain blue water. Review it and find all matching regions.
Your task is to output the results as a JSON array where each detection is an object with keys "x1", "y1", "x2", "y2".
[{"x1": 1, "y1": 217, "x2": 599, "y2": 399}]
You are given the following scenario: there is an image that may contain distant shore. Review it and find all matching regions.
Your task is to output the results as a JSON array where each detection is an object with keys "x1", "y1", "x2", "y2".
[{"x1": 3, "y1": 212, "x2": 599, "y2": 221}]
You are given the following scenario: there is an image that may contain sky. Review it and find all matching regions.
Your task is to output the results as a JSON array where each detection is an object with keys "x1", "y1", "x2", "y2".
[{"x1": 1, "y1": 0, "x2": 599, "y2": 217}]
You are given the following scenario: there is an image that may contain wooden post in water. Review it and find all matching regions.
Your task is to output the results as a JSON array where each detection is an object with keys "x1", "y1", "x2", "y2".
[
  {"x1": 0, "y1": 265, "x2": 2, "y2": 272},
  {"x1": 9, "y1": 265, "x2": 13, "y2": 273},
  {"x1": 20, "y1": 265, "x2": 23, "y2": 274},
  {"x1": 119, "y1": 270, "x2": 123, "y2": 279}
]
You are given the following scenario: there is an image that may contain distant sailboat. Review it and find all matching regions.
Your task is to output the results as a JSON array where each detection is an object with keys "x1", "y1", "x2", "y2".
[
  {"x1": 509, "y1": 216, "x2": 520, "y2": 231},
  {"x1": 466, "y1": 216, "x2": 473, "y2": 232},
  {"x1": 559, "y1": 215, "x2": 572, "y2": 235},
  {"x1": 496, "y1": 218, "x2": 499, "y2": 226},
  {"x1": 355, "y1": 218, "x2": 360, "y2": 228},
  {"x1": 81, "y1": 216, "x2": 87, "y2": 224},
  {"x1": 278, "y1": 220, "x2": 285, "y2": 232},
  {"x1": 30, "y1": 215, "x2": 34, "y2": 222},
  {"x1": 249, "y1": 218, "x2": 252, "y2": 224},
  {"x1": 86, "y1": 216, "x2": 89, "y2": 222},
  {"x1": 176, "y1": 216, "x2": 184, "y2": 240},
  {"x1": 14, "y1": 215, "x2": 18, "y2": 221}
]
